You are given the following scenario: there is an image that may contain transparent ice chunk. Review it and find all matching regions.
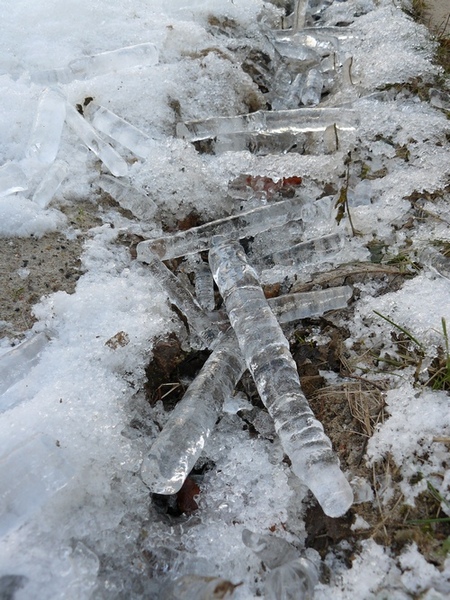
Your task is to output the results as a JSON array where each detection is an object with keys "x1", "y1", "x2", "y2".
[
  {"x1": 139, "y1": 249, "x2": 219, "y2": 349},
  {"x1": 32, "y1": 160, "x2": 68, "y2": 208},
  {"x1": 185, "y1": 255, "x2": 216, "y2": 312},
  {"x1": 0, "y1": 332, "x2": 49, "y2": 397},
  {"x1": 65, "y1": 103, "x2": 128, "y2": 177},
  {"x1": 209, "y1": 239, "x2": 353, "y2": 517},
  {"x1": 141, "y1": 328, "x2": 244, "y2": 494},
  {"x1": 261, "y1": 232, "x2": 345, "y2": 267},
  {"x1": 84, "y1": 102, "x2": 157, "y2": 159},
  {"x1": 177, "y1": 107, "x2": 358, "y2": 155},
  {"x1": 293, "y1": 0, "x2": 309, "y2": 33},
  {"x1": 141, "y1": 287, "x2": 352, "y2": 495},
  {"x1": 243, "y1": 529, "x2": 320, "y2": 600},
  {"x1": 300, "y1": 68, "x2": 324, "y2": 106},
  {"x1": 0, "y1": 434, "x2": 74, "y2": 537},
  {"x1": 26, "y1": 88, "x2": 66, "y2": 166},
  {"x1": 32, "y1": 42, "x2": 159, "y2": 85},
  {"x1": 137, "y1": 196, "x2": 306, "y2": 261},
  {"x1": 0, "y1": 162, "x2": 28, "y2": 198},
  {"x1": 98, "y1": 174, "x2": 157, "y2": 220}
]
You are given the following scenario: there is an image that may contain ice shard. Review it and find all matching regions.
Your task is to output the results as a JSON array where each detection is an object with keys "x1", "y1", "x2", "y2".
[
  {"x1": 261, "y1": 232, "x2": 345, "y2": 268},
  {"x1": 300, "y1": 68, "x2": 324, "y2": 106},
  {"x1": 0, "y1": 162, "x2": 28, "y2": 198},
  {"x1": 208, "y1": 238, "x2": 353, "y2": 518},
  {"x1": 98, "y1": 174, "x2": 157, "y2": 220},
  {"x1": 32, "y1": 42, "x2": 159, "y2": 85},
  {"x1": 0, "y1": 332, "x2": 49, "y2": 397},
  {"x1": 185, "y1": 255, "x2": 216, "y2": 312},
  {"x1": 0, "y1": 434, "x2": 74, "y2": 537},
  {"x1": 293, "y1": 0, "x2": 309, "y2": 33},
  {"x1": 139, "y1": 249, "x2": 219, "y2": 349},
  {"x1": 160, "y1": 575, "x2": 239, "y2": 600},
  {"x1": 65, "y1": 103, "x2": 128, "y2": 177},
  {"x1": 177, "y1": 107, "x2": 358, "y2": 155},
  {"x1": 140, "y1": 287, "x2": 352, "y2": 495},
  {"x1": 137, "y1": 196, "x2": 306, "y2": 261},
  {"x1": 32, "y1": 160, "x2": 68, "y2": 208},
  {"x1": 84, "y1": 102, "x2": 157, "y2": 159},
  {"x1": 26, "y1": 89, "x2": 66, "y2": 166}
]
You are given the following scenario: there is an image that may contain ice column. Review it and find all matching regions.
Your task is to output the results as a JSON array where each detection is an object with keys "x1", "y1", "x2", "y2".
[
  {"x1": 98, "y1": 175, "x2": 157, "y2": 220},
  {"x1": 84, "y1": 103, "x2": 157, "y2": 159},
  {"x1": 0, "y1": 162, "x2": 28, "y2": 197},
  {"x1": 32, "y1": 160, "x2": 68, "y2": 208},
  {"x1": 209, "y1": 238, "x2": 353, "y2": 518},
  {"x1": 140, "y1": 249, "x2": 219, "y2": 349},
  {"x1": 185, "y1": 255, "x2": 216, "y2": 312},
  {"x1": 140, "y1": 287, "x2": 352, "y2": 495},
  {"x1": 262, "y1": 232, "x2": 345, "y2": 267},
  {"x1": 0, "y1": 435, "x2": 74, "y2": 537},
  {"x1": 141, "y1": 328, "x2": 244, "y2": 494},
  {"x1": 65, "y1": 103, "x2": 128, "y2": 177},
  {"x1": 293, "y1": 0, "x2": 309, "y2": 33},
  {"x1": 300, "y1": 68, "x2": 324, "y2": 106},
  {"x1": 0, "y1": 332, "x2": 49, "y2": 397},
  {"x1": 137, "y1": 196, "x2": 305, "y2": 261},
  {"x1": 242, "y1": 530, "x2": 319, "y2": 600},
  {"x1": 26, "y1": 88, "x2": 66, "y2": 166}
]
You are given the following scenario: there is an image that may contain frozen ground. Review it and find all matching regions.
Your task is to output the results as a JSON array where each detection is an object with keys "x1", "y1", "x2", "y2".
[{"x1": 1, "y1": 0, "x2": 450, "y2": 598}]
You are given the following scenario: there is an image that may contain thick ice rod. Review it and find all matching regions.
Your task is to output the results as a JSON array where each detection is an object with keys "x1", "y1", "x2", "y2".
[
  {"x1": 140, "y1": 286, "x2": 352, "y2": 495},
  {"x1": 208, "y1": 238, "x2": 353, "y2": 518},
  {"x1": 137, "y1": 196, "x2": 305, "y2": 262}
]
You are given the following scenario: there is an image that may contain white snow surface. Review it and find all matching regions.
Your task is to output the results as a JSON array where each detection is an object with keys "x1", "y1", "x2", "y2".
[{"x1": 1, "y1": 0, "x2": 450, "y2": 598}]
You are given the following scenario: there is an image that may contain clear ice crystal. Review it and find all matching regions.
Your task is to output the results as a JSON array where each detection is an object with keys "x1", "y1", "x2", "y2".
[
  {"x1": 32, "y1": 160, "x2": 68, "y2": 208},
  {"x1": 0, "y1": 434, "x2": 74, "y2": 537},
  {"x1": 160, "y1": 575, "x2": 239, "y2": 600},
  {"x1": 137, "y1": 196, "x2": 306, "y2": 261},
  {"x1": 139, "y1": 249, "x2": 219, "y2": 349},
  {"x1": 64, "y1": 103, "x2": 128, "y2": 177},
  {"x1": 0, "y1": 162, "x2": 28, "y2": 198},
  {"x1": 185, "y1": 255, "x2": 216, "y2": 312},
  {"x1": 0, "y1": 332, "x2": 49, "y2": 397},
  {"x1": 208, "y1": 238, "x2": 353, "y2": 517},
  {"x1": 98, "y1": 175, "x2": 157, "y2": 221},
  {"x1": 293, "y1": 0, "x2": 309, "y2": 33},
  {"x1": 84, "y1": 102, "x2": 157, "y2": 159},
  {"x1": 32, "y1": 42, "x2": 159, "y2": 85},
  {"x1": 177, "y1": 107, "x2": 358, "y2": 155},
  {"x1": 26, "y1": 88, "x2": 66, "y2": 166},
  {"x1": 141, "y1": 287, "x2": 352, "y2": 495},
  {"x1": 300, "y1": 68, "x2": 324, "y2": 106},
  {"x1": 261, "y1": 232, "x2": 345, "y2": 267}
]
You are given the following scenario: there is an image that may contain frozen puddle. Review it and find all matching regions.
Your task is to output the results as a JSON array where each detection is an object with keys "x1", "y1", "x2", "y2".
[{"x1": 1, "y1": 0, "x2": 450, "y2": 598}]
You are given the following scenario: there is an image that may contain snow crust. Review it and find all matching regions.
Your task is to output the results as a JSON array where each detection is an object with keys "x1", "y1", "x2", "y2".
[{"x1": 1, "y1": 0, "x2": 450, "y2": 598}]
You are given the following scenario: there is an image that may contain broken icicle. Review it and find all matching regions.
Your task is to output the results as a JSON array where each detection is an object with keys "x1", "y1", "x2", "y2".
[
  {"x1": 0, "y1": 162, "x2": 27, "y2": 198},
  {"x1": 242, "y1": 529, "x2": 319, "y2": 600},
  {"x1": 261, "y1": 232, "x2": 345, "y2": 268},
  {"x1": 32, "y1": 160, "x2": 68, "y2": 208},
  {"x1": 0, "y1": 332, "x2": 49, "y2": 397},
  {"x1": 300, "y1": 68, "x2": 324, "y2": 106},
  {"x1": 0, "y1": 434, "x2": 74, "y2": 538},
  {"x1": 140, "y1": 287, "x2": 352, "y2": 495},
  {"x1": 209, "y1": 238, "x2": 353, "y2": 518},
  {"x1": 98, "y1": 174, "x2": 157, "y2": 220},
  {"x1": 185, "y1": 255, "x2": 216, "y2": 312},
  {"x1": 293, "y1": 0, "x2": 309, "y2": 33},
  {"x1": 177, "y1": 107, "x2": 358, "y2": 155},
  {"x1": 32, "y1": 42, "x2": 159, "y2": 85},
  {"x1": 137, "y1": 196, "x2": 306, "y2": 261},
  {"x1": 160, "y1": 575, "x2": 239, "y2": 600},
  {"x1": 84, "y1": 102, "x2": 157, "y2": 159},
  {"x1": 26, "y1": 88, "x2": 66, "y2": 166},
  {"x1": 140, "y1": 249, "x2": 219, "y2": 349},
  {"x1": 65, "y1": 103, "x2": 128, "y2": 177}
]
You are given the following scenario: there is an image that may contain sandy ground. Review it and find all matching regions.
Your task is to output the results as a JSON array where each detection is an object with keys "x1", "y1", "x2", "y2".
[{"x1": 427, "y1": 0, "x2": 450, "y2": 34}]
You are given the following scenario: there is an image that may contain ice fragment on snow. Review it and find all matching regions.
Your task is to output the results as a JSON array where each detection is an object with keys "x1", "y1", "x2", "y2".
[
  {"x1": 32, "y1": 160, "x2": 68, "y2": 208},
  {"x1": 160, "y1": 574, "x2": 239, "y2": 600},
  {"x1": 301, "y1": 68, "x2": 324, "y2": 106},
  {"x1": 0, "y1": 434, "x2": 73, "y2": 537},
  {"x1": 185, "y1": 255, "x2": 216, "y2": 312},
  {"x1": 139, "y1": 248, "x2": 219, "y2": 349},
  {"x1": 65, "y1": 103, "x2": 128, "y2": 177},
  {"x1": 209, "y1": 238, "x2": 353, "y2": 517},
  {"x1": 141, "y1": 287, "x2": 352, "y2": 494},
  {"x1": 0, "y1": 332, "x2": 49, "y2": 397},
  {"x1": 0, "y1": 162, "x2": 28, "y2": 198},
  {"x1": 84, "y1": 102, "x2": 157, "y2": 159},
  {"x1": 137, "y1": 196, "x2": 306, "y2": 261},
  {"x1": 98, "y1": 174, "x2": 157, "y2": 220},
  {"x1": 26, "y1": 89, "x2": 66, "y2": 166},
  {"x1": 261, "y1": 232, "x2": 345, "y2": 267}
]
